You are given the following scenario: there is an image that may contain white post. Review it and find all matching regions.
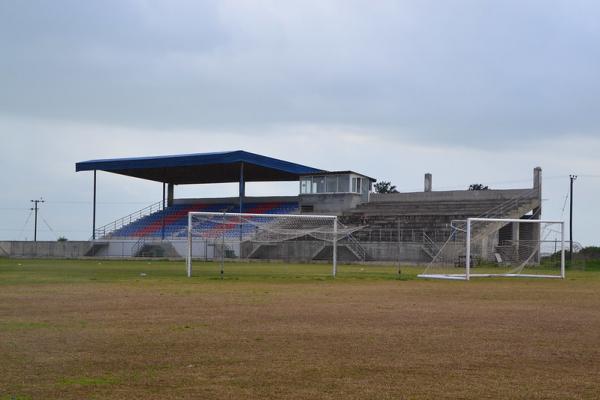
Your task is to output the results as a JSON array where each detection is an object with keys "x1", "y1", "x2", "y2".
[
  {"x1": 465, "y1": 218, "x2": 471, "y2": 281},
  {"x1": 187, "y1": 213, "x2": 192, "y2": 278},
  {"x1": 221, "y1": 212, "x2": 225, "y2": 279},
  {"x1": 333, "y1": 217, "x2": 338, "y2": 278},
  {"x1": 560, "y1": 221, "x2": 566, "y2": 279}
]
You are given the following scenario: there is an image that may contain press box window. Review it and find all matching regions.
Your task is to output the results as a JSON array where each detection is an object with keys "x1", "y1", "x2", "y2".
[
  {"x1": 313, "y1": 176, "x2": 326, "y2": 193},
  {"x1": 300, "y1": 178, "x2": 312, "y2": 194},
  {"x1": 326, "y1": 176, "x2": 338, "y2": 192},
  {"x1": 352, "y1": 177, "x2": 362, "y2": 193}
]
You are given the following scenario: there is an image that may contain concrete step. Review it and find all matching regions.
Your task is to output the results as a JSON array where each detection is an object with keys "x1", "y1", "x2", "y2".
[{"x1": 85, "y1": 242, "x2": 109, "y2": 257}]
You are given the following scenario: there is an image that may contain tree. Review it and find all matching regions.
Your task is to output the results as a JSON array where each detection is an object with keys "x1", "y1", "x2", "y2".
[
  {"x1": 374, "y1": 181, "x2": 398, "y2": 193},
  {"x1": 57, "y1": 236, "x2": 68, "y2": 242},
  {"x1": 468, "y1": 183, "x2": 489, "y2": 191},
  {"x1": 579, "y1": 246, "x2": 600, "y2": 260}
]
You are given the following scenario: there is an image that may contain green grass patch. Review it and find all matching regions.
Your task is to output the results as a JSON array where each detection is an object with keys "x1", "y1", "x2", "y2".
[
  {"x1": 581, "y1": 259, "x2": 600, "y2": 271},
  {"x1": 0, "y1": 321, "x2": 53, "y2": 331},
  {"x1": 1, "y1": 258, "x2": 598, "y2": 286},
  {"x1": 58, "y1": 376, "x2": 120, "y2": 387},
  {"x1": 0, "y1": 258, "x2": 416, "y2": 284}
]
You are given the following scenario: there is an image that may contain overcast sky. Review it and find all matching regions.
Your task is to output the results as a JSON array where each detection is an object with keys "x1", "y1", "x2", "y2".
[{"x1": 0, "y1": 0, "x2": 599, "y2": 245}]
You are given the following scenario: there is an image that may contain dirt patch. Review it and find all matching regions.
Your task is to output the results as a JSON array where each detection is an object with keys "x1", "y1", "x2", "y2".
[{"x1": 1, "y1": 263, "x2": 599, "y2": 399}]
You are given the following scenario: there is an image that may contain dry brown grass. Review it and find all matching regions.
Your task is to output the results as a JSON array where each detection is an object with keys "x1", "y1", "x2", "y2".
[{"x1": 1, "y1": 260, "x2": 599, "y2": 399}]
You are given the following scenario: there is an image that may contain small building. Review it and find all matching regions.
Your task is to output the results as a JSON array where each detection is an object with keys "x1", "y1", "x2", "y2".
[{"x1": 298, "y1": 171, "x2": 376, "y2": 215}]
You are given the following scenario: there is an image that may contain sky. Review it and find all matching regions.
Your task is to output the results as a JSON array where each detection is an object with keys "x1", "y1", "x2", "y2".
[{"x1": 0, "y1": 0, "x2": 599, "y2": 245}]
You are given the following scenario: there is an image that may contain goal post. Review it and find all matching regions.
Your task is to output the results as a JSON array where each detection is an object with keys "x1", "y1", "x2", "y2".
[
  {"x1": 419, "y1": 217, "x2": 565, "y2": 280},
  {"x1": 186, "y1": 211, "x2": 341, "y2": 278}
]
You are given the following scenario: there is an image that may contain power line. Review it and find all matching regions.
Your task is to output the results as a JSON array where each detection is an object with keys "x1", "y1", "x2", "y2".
[
  {"x1": 41, "y1": 217, "x2": 55, "y2": 234},
  {"x1": 577, "y1": 174, "x2": 600, "y2": 179},
  {"x1": 560, "y1": 191, "x2": 569, "y2": 217},
  {"x1": 17, "y1": 210, "x2": 34, "y2": 239},
  {"x1": 44, "y1": 200, "x2": 157, "y2": 205}
]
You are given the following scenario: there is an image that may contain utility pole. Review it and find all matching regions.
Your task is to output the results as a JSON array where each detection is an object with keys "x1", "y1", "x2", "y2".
[
  {"x1": 569, "y1": 175, "x2": 577, "y2": 264},
  {"x1": 30, "y1": 198, "x2": 45, "y2": 242}
]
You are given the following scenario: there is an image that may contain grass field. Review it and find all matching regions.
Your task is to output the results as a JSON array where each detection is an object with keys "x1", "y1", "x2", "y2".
[{"x1": 1, "y1": 258, "x2": 600, "y2": 399}]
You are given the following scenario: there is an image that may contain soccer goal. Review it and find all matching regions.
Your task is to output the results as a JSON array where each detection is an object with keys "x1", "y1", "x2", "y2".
[
  {"x1": 418, "y1": 218, "x2": 565, "y2": 280},
  {"x1": 186, "y1": 212, "x2": 360, "y2": 278}
]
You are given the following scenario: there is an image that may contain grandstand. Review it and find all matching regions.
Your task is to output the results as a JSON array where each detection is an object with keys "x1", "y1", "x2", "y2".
[
  {"x1": 71, "y1": 151, "x2": 543, "y2": 263},
  {"x1": 101, "y1": 200, "x2": 299, "y2": 240}
]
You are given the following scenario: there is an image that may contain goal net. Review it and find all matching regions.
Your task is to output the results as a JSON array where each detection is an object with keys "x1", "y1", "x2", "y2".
[
  {"x1": 418, "y1": 218, "x2": 565, "y2": 280},
  {"x1": 186, "y1": 212, "x2": 361, "y2": 278}
]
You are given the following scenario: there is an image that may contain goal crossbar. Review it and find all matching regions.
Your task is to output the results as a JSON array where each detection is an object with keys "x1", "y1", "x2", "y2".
[{"x1": 189, "y1": 211, "x2": 337, "y2": 219}]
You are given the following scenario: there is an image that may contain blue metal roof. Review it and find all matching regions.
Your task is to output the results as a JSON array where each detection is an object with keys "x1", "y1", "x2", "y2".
[{"x1": 76, "y1": 150, "x2": 324, "y2": 184}]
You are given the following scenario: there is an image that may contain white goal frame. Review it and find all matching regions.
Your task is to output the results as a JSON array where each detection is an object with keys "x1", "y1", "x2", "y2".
[
  {"x1": 418, "y1": 217, "x2": 565, "y2": 281},
  {"x1": 186, "y1": 211, "x2": 338, "y2": 278}
]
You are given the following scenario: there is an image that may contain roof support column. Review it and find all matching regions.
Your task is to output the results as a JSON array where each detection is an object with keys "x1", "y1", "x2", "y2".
[
  {"x1": 239, "y1": 163, "x2": 245, "y2": 244},
  {"x1": 161, "y1": 182, "x2": 166, "y2": 240},
  {"x1": 92, "y1": 170, "x2": 97, "y2": 240},
  {"x1": 239, "y1": 163, "x2": 245, "y2": 213},
  {"x1": 167, "y1": 184, "x2": 174, "y2": 207}
]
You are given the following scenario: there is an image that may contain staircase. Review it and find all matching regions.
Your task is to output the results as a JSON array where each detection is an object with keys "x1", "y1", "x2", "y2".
[
  {"x1": 343, "y1": 235, "x2": 368, "y2": 261},
  {"x1": 85, "y1": 242, "x2": 109, "y2": 257},
  {"x1": 421, "y1": 232, "x2": 440, "y2": 260},
  {"x1": 133, "y1": 240, "x2": 179, "y2": 258},
  {"x1": 0, "y1": 243, "x2": 10, "y2": 257},
  {"x1": 311, "y1": 243, "x2": 367, "y2": 262}
]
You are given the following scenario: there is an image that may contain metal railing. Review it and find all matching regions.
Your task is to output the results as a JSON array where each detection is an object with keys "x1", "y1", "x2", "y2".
[
  {"x1": 344, "y1": 234, "x2": 368, "y2": 261},
  {"x1": 422, "y1": 232, "x2": 441, "y2": 259},
  {"x1": 476, "y1": 187, "x2": 538, "y2": 219},
  {"x1": 447, "y1": 188, "x2": 541, "y2": 243},
  {"x1": 93, "y1": 200, "x2": 163, "y2": 240},
  {"x1": 132, "y1": 235, "x2": 148, "y2": 257}
]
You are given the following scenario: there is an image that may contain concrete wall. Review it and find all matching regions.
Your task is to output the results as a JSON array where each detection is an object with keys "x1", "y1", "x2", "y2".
[
  {"x1": 299, "y1": 193, "x2": 365, "y2": 215},
  {"x1": 369, "y1": 188, "x2": 535, "y2": 203},
  {"x1": 0, "y1": 242, "x2": 8, "y2": 257},
  {"x1": 240, "y1": 241, "x2": 428, "y2": 263},
  {"x1": 95, "y1": 240, "x2": 138, "y2": 257},
  {"x1": 0, "y1": 240, "x2": 202, "y2": 259},
  {"x1": 99, "y1": 240, "x2": 244, "y2": 259},
  {"x1": 361, "y1": 242, "x2": 429, "y2": 262},
  {"x1": 91, "y1": 240, "x2": 198, "y2": 258},
  {"x1": 0, "y1": 241, "x2": 92, "y2": 258},
  {"x1": 0, "y1": 239, "x2": 430, "y2": 263},
  {"x1": 177, "y1": 193, "x2": 368, "y2": 217}
]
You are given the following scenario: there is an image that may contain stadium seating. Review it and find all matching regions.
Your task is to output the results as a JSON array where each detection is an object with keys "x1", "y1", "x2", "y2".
[
  {"x1": 343, "y1": 196, "x2": 541, "y2": 243},
  {"x1": 104, "y1": 201, "x2": 299, "y2": 239}
]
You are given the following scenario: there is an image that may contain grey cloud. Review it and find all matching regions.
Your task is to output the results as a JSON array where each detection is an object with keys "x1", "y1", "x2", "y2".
[
  {"x1": 1, "y1": 1, "x2": 600, "y2": 244},
  {"x1": 1, "y1": 0, "x2": 600, "y2": 145}
]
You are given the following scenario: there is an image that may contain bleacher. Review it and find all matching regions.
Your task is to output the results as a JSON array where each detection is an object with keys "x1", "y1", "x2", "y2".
[
  {"x1": 342, "y1": 191, "x2": 541, "y2": 243},
  {"x1": 103, "y1": 201, "x2": 299, "y2": 240}
]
